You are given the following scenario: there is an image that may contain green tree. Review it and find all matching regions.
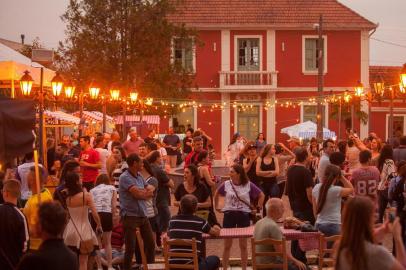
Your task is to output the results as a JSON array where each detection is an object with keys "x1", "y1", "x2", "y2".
[
  {"x1": 329, "y1": 100, "x2": 368, "y2": 129},
  {"x1": 56, "y1": 0, "x2": 194, "y2": 102}
]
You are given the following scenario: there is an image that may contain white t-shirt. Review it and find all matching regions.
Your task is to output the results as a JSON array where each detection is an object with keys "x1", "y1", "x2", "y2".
[
  {"x1": 159, "y1": 147, "x2": 167, "y2": 157},
  {"x1": 312, "y1": 184, "x2": 342, "y2": 224},
  {"x1": 90, "y1": 184, "x2": 115, "y2": 213},
  {"x1": 17, "y1": 162, "x2": 44, "y2": 200},
  {"x1": 95, "y1": 148, "x2": 110, "y2": 174}
]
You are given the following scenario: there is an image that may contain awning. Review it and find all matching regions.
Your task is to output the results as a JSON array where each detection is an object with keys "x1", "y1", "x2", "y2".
[
  {"x1": 281, "y1": 121, "x2": 336, "y2": 140},
  {"x1": 44, "y1": 110, "x2": 80, "y2": 125},
  {"x1": 114, "y1": 115, "x2": 160, "y2": 125},
  {"x1": 0, "y1": 43, "x2": 55, "y2": 86},
  {"x1": 73, "y1": 111, "x2": 114, "y2": 123}
]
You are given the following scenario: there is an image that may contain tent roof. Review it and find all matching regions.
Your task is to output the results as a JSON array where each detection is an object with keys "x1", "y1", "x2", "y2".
[{"x1": 0, "y1": 43, "x2": 55, "y2": 85}]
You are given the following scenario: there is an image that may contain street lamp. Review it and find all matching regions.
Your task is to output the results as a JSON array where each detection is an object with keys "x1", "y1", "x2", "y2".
[
  {"x1": 89, "y1": 81, "x2": 100, "y2": 100},
  {"x1": 354, "y1": 81, "x2": 364, "y2": 97},
  {"x1": 130, "y1": 91, "x2": 138, "y2": 103},
  {"x1": 145, "y1": 97, "x2": 154, "y2": 106},
  {"x1": 20, "y1": 70, "x2": 34, "y2": 96},
  {"x1": 110, "y1": 89, "x2": 120, "y2": 101},
  {"x1": 401, "y1": 63, "x2": 406, "y2": 89},
  {"x1": 51, "y1": 72, "x2": 64, "y2": 97},
  {"x1": 64, "y1": 81, "x2": 75, "y2": 99}
]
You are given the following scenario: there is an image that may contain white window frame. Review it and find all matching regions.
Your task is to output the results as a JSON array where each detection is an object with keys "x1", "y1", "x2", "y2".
[
  {"x1": 234, "y1": 35, "x2": 263, "y2": 71},
  {"x1": 385, "y1": 114, "x2": 406, "y2": 141},
  {"x1": 300, "y1": 103, "x2": 329, "y2": 128},
  {"x1": 170, "y1": 37, "x2": 196, "y2": 73},
  {"x1": 302, "y1": 35, "x2": 328, "y2": 75}
]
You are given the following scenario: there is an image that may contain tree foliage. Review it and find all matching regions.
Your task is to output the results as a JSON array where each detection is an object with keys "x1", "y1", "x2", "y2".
[
  {"x1": 18, "y1": 37, "x2": 42, "y2": 58},
  {"x1": 56, "y1": 0, "x2": 194, "y2": 100}
]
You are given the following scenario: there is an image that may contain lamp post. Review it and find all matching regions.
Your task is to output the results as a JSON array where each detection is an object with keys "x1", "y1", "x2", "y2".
[
  {"x1": 51, "y1": 72, "x2": 64, "y2": 110},
  {"x1": 352, "y1": 82, "x2": 364, "y2": 132},
  {"x1": 88, "y1": 81, "x2": 101, "y2": 133}
]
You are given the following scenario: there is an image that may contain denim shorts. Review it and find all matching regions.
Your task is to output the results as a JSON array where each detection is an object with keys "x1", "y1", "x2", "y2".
[{"x1": 223, "y1": 211, "x2": 251, "y2": 228}]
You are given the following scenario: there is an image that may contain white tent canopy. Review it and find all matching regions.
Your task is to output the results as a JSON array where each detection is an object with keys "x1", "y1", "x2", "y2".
[
  {"x1": 0, "y1": 43, "x2": 55, "y2": 85},
  {"x1": 44, "y1": 110, "x2": 80, "y2": 125},
  {"x1": 281, "y1": 121, "x2": 336, "y2": 139}
]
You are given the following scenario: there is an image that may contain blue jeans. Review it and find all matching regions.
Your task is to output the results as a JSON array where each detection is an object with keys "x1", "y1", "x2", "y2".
[
  {"x1": 199, "y1": 256, "x2": 220, "y2": 270},
  {"x1": 315, "y1": 223, "x2": 341, "y2": 249},
  {"x1": 315, "y1": 223, "x2": 341, "y2": 236}
]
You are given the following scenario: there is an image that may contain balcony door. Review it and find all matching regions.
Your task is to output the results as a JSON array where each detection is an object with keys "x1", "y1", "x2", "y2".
[
  {"x1": 237, "y1": 105, "x2": 260, "y2": 140},
  {"x1": 237, "y1": 38, "x2": 260, "y2": 85}
]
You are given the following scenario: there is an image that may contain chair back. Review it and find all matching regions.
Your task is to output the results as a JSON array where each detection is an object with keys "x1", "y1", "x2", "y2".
[
  {"x1": 251, "y1": 237, "x2": 288, "y2": 270},
  {"x1": 318, "y1": 234, "x2": 341, "y2": 270},
  {"x1": 163, "y1": 237, "x2": 199, "y2": 270}
]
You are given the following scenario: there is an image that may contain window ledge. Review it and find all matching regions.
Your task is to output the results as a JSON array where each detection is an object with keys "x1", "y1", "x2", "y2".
[{"x1": 302, "y1": 71, "x2": 328, "y2": 75}]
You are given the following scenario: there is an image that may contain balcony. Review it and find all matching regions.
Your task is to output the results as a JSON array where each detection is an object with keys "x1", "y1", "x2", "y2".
[{"x1": 219, "y1": 71, "x2": 278, "y2": 90}]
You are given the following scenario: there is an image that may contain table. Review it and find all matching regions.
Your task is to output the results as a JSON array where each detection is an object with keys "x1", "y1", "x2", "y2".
[{"x1": 202, "y1": 226, "x2": 320, "y2": 255}]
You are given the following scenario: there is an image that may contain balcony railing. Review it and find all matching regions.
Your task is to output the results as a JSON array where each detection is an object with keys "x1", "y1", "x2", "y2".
[{"x1": 219, "y1": 71, "x2": 278, "y2": 89}]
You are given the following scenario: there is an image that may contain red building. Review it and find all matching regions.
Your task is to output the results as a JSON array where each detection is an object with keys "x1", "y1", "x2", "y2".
[{"x1": 164, "y1": 0, "x2": 377, "y2": 155}]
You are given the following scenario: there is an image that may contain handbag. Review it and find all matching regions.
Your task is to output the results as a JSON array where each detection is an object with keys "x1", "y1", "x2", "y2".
[
  {"x1": 229, "y1": 182, "x2": 261, "y2": 224},
  {"x1": 66, "y1": 192, "x2": 95, "y2": 255}
]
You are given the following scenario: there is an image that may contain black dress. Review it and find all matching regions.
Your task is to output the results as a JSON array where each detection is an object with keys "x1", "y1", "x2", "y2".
[{"x1": 245, "y1": 157, "x2": 259, "y2": 186}]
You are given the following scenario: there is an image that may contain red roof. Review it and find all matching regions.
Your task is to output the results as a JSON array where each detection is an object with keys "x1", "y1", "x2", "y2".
[
  {"x1": 167, "y1": 0, "x2": 376, "y2": 30},
  {"x1": 370, "y1": 66, "x2": 402, "y2": 87}
]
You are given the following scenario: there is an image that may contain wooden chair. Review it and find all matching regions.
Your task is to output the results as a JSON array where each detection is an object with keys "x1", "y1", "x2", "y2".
[
  {"x1": 251, "y1": 237, "x2": 288, "y2": 270},
  {"x1": 163, "y1": 237, "x2": 199, "y2": 270},
  {"x1": 135, "y1": 229, "x2": 165, "y2": 270},
  {"x1": 318, "y1": 234, "x2": 340, "y2": 270}
]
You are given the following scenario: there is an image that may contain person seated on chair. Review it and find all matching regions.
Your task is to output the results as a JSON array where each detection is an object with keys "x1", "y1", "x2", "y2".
[
  {"x1": 254, "y1": 198, "x2": 308, "y2": 270},
  {"x1": 168, "y1": 194, "x2": 221, "y2": 270}
]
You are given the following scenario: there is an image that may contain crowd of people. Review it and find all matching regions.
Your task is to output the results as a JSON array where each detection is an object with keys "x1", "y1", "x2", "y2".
[{"x1": 2, "y1": 127, "x2": 406, "y2": 270}]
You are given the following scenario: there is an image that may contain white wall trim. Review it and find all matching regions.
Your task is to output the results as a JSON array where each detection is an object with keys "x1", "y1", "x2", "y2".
[
  {"x1": 360, "y1": 30, "x2": 370, "y2": 138},
  {"x1": 385, "y1": 114, "x2": 406, "y2": 141},
  {"x1": 234, "y1": 107, "x2": 238, "y2": 133},
  {"x1": 300, "y1": 102, "x2": 329, "y2": 129},
  {"x1": 221, "y1": 93, "x2": 231, "y2": 157},
  {"x1": 233, "y1": 35, "x2": 263, "y2": 71},
  {"x1": 221, "y1": 30, "x2": 231, "y2": 72},
  {"x1": 371, "y1": 107, "x2": 406, "y2": 112},
  {"x1": 266, "y1": 30, "x2": 276, "y2": 71},
  {"x1": 193, "y1": 107, "x2": 198, "y2": 130},
  {"x1": 301, "y1": 35, "x2": 328, "y2": 75},
  {"x1": 267, "y1": 92, "x2": 276, "y2": 144}
]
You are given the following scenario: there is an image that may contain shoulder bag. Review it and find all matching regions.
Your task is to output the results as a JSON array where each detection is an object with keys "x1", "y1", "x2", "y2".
[{"x1": 229, "y1": 182, "x2": 261, "y2": 224}]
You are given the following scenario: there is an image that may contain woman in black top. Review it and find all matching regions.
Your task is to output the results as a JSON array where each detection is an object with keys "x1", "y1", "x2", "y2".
[
  {"x1": 256, "y1": 144, "x2": 279, "y2": 214},
  {"x1": 174, "y1": 165, "x2": 216, "y2": 225},
  {"x1": 242, "y1": 142, "x2": 259, "y2": 186}
]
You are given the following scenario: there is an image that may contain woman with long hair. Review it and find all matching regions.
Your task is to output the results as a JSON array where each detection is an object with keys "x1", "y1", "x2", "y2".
[
  {"x1": 90, "y1": 174, "x2": 117, "y2": 270},
  {"x1": 174, "y1": 164, "x2": 211, "y2": 213},
  {"x1": 53, "y1": 160, "x2": 81, "y2": 206},
  {"x1": 256, "y1": 144, "x2": 279, "y2": 214},
  {"x1": 311, "y1": 165, "x2": 353, "y2": 236},
  {"x1": 63, "y1": 172, "x2": 102, "y2": 270},
  {"x1": 196, "y1": 151, "x2": 216, "y2": 192},
  {"x1": 335, "y1": 196, "x2": 406, "y2": 270},
  {"x1": 225, "y1": 133, "x2": 245, "y2": 165},
  {"x1": 377, "y1": 144, "x2": 396, "y2": 222},
  {"x1": 214, "y1": 164, "x2": 264, "y2": 270}
]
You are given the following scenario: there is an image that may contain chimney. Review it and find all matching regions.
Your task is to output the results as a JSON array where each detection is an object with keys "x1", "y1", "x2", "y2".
[{"x1": 20, "y1": 34, "x2": 25, "y2": 45}]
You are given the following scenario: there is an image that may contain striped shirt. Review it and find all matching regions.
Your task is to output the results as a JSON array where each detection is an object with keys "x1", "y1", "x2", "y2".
[
  {"x1": 0, "y1": 202, "x2": 29, "y2": 270},
  {"x1": 112, "y1": 161, "x2": 128, "y2": 208},
  {"x1": 168, "y1": 214, "x2": 211, "y2": 263}
]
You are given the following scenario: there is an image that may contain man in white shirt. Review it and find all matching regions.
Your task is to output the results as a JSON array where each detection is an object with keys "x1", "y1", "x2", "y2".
[{"x1": 317, "y1": 139, "x2": 335, "y2": 183}]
